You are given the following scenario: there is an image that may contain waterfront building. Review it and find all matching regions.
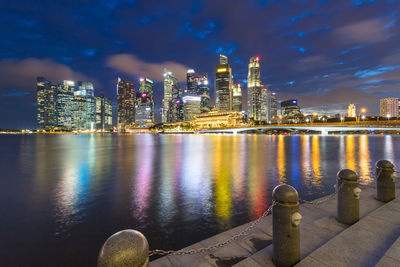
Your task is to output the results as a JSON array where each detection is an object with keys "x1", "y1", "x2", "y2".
[
  {"x1": 186, "y1": 70, "x2": 210, "y2": 113},
  {"x1": 56, "y1": 80, "x2": 75, "y2": 131},
  {"x1": 162, "y1": 70, "x2": 181, "y2": 122},
  {"x1": 348, "y1": 104, "x2": 356, "y2": 118},
  {"x1": 73, "y1": 81, "x2": 96, "y2": 131},
  {"x1": 193, "y1": 111, "x2": 244, "y2": 128},
  {"x1": 183, "y1": 95, "x2": 201, "y2": 121},
  {"x1": 215, "y1": 55, "x2": 233, "y2": 111},
  {"x1": 380, "y1": 97, "x2": 399, "y2": 118},
  {"x1": 95, "y1": 94, "x2": 112, "y2": 131},
  {"x1": 117, "y1": 77, "x2": 135, "y2": 131},
  {"x1": 247, "y1": 56, "x2": 262, "y2": 121},
  {"x1": 232, "y1": 83, "x2": 242, "y2": 112},
  {"x1": 281, "y1": 99, "x2": 303, "y2": 123},
  {"x1": 135, "y1": 77, "x2": 154, "y2": 128},
  {"x1": 36, "y1": 77, "x2": 57, "y2": 130}
]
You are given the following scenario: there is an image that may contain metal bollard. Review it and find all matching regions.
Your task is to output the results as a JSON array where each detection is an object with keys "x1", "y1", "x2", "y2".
[
  {"x1": 272, "y1": 184, "x2": 301, "y2": 267},
  {"x1": 98, "y1": 229, "x2": 149, "y2": 267},
  {"x1": 337, "y1": 169, "x2": 360, "y2": 225},
  {"x1": 376, "y1": 160, "x2": 396, "y2": 202}
]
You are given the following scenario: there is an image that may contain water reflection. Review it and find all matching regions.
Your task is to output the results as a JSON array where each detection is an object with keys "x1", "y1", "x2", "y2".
[{"x1": 6, "y1": 134, "x2": 400, "y2": 265}]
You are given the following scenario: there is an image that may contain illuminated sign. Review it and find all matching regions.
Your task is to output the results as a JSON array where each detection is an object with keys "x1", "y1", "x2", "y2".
[
  {"x1": 146, "y1": 78, "x2": 153, "y2": 83},
  {"x1": 292, "y1": 100, "x2": 297, "y2": 104},
  {"x1": 217, "y1": 68, "x2": 227, "y2": 72}
]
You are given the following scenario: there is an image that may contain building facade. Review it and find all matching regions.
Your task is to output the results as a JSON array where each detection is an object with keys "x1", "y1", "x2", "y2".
[
  {"x1": 37, "y1": 77, "x2": 57, "y2": 130},
  {"x1": 162, "y1": 70, "x2": 181, "y2": 123},
  {"x1": 73, "y1": 81, "x2": 96, "y2": 131},
  {"x1": 347, "y1": 103, "x2": 356, "y2": 118},
  {"x1": 56, "y1": 80, "x2": 75, "y2": 131},
  {"x1": 281, "y1": 99, "x2": 302, "y2": 123},
  {"x1": 247, "y1": 56, "x2": 262, "y2": 121},
  {"x1": 193, "y1": 111, "x2": 244, "y2": 128},
  {"x1": 232, "y1": 83, "x2": 242, "y2": 112},
  {"x1": 215, "y1": 54, "x2": 232, "y2": 111},
  {"x1": 95, "y1": 94, "x2": 112, "y2": 131},
  {"x1": 117, "y1": 78, "x2": 135, "y2": 131},
  {"x1": 135, "y1": 77, "x2": 154, "y2": 128},
  {"x1": 380, "y1": 97, "x2": 399, "y2": 118},
  {"x1": 183, "y1": 95, "x2": 201, "y2": 121}
]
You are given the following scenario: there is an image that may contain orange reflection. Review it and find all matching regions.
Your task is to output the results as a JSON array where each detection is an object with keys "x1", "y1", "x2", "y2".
[
  {"x1": 277, "y1": 135, "x2": 287, "y2": 183},
  {"x1": 213, "y1": 135, "x2": 232, "y2": 230},
  {"x1": 346, "y1": 135, "x2": 356, "y2": 171},
  {"x1": 359, "y1": 135, "x2": 372, "y2": 184},
  {"x1": 311, "y1": 135, "x2": 322, "y2": 188}
]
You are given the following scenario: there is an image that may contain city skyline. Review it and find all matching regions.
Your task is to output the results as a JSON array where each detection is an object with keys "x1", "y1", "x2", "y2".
[{"x1": 1, "y1": 0, "x2": 400, "y2": 128}]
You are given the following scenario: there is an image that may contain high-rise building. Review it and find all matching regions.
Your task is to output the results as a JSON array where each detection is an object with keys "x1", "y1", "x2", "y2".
[
  {"x1": 232, "y1": 83, "x2": 242, "y2": 112},
  {"x1": 56, "y1": 80, "x2": 75, "y2": 130},
  {"x1": 135, "y1": 77, "x2": 154, "y2": 128},
  {"x1": 281, "y1": 99, "x2": 302, "y2": 123},
  {"x1": 117, "y1": 77, "x2": 135, "y2": 131},
  {"x1": 73, "y1": 81, "x2": 96, "y2": 131},
  {"x1": 36, "y1": 77, "x2": 57, "y2": 130},
  {"x1": 347, "y1": 104, "x2": 356, "y2": 118},
  {"x1": 95, "y1": 94, "x2": 112, "y2": 131},
  {"x1": 380, "y1": 97, "x2": 399, "y2": 118},
  {"x1": 270, "y1": 92, "x2": 278, "y2": 122},
  {"x1": 186, "y1": 69, "x2": 210, "y2": 113},
  {"x1": 215, "y1": 54, "x2": 232, "y2": 111},
  {"x1": 162, "y1": 70, "x2": 181, "y2": 122},
  {"x1": 183, "y1": 95, "x2": 201, "y2": 121},
  {"x1": 247, "y1": 56, "x2": 262, "y2": 121}
]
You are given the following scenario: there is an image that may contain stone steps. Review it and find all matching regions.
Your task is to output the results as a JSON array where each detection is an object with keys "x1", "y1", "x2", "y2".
[
  {"x1": 296, "y1": 197, "x2": 400, "y2": 267},
  {"x1": 376, "y1": 234, "x2": 400, "y2": 266}
]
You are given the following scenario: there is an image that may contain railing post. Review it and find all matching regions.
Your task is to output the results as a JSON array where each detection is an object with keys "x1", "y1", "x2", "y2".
[
  {"x1": 376, "y1": 160, "x2": 396, "y2": 202},
  {"x1": 272, "y1": 184, "x2": 301, "y2": 267},
  {"x1": 98, "y1": 229, "x2": 149, "y2": 267},
  {"x1": 337, "y1": 169, "x2": 361, "y2": 225}
]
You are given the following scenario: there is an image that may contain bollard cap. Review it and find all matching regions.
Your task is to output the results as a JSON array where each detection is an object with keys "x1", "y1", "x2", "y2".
[
  {"x1": 376, "y1": 160, "x2": 394, "y2": 171},
  {"x1": 98, "y1": 229, "x2": 149, "y2": 267},
  {"x1": 272, "y1": 184, "x2": 299, "y2": 204},
  {"x1": 337, "y1": 169, "x2": 358, "y2": 181}
]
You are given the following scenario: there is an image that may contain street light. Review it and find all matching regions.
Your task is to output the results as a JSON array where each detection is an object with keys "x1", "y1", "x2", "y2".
[
  {"x1": 357, "y1": 108, "x2": 366, "y2": 123},
  {"x1": 386, "y1": 114, "x2": 390, "y2": 120}
]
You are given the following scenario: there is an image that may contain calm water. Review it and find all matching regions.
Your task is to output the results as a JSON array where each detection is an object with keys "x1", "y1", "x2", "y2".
[{"x1": 1, "y1": 134, "x2": 399, "y2": 266}]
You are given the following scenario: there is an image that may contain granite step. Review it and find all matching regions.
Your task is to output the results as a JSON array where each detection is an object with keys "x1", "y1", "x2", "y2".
[
  {"x1": 296, "y1": 197, "x2": 400, "y2": 267},
  {"x1": 375, "y1": 233, "x2": 400, "y2": 266}
]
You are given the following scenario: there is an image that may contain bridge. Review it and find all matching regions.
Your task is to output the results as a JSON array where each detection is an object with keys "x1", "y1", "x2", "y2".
[{"x1": 198, "y1": 124, "x2": 400, "y2": 135}]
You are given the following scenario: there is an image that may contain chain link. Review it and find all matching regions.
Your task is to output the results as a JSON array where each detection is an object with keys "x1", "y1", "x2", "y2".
[
  {"x1": 299, "y1": 182, "x2": 343, "y2": 205},
  {"x1": 148, "y1": 201, "x2": 275, "y2": 257}
]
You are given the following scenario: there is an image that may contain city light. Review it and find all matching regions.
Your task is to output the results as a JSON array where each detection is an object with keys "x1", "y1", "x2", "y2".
[{"x1": 217, "y1": 68, "x2": 227, "y2": 72}]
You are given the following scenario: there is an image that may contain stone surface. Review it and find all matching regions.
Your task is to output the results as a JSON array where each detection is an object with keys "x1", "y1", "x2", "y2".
[
  {"x1": 337, "y1": 169, "x2": 358, "y2": 181},
  {"x1": 98, "y1": 229, "x2": 149, "y2": 267},
  {"x1": 272, "y1": 184, "x2": 299, "y2": 203}
]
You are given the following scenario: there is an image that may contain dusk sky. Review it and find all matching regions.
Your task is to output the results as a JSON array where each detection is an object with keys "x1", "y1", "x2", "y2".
[{"x1": 1, "y1": 0, "x2": 400, "y2": 128}]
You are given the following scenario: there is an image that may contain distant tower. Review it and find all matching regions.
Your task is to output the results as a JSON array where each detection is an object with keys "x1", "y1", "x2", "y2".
[
  {"x1": 215, "y1": 54, "x2": 233, "y2": 111},
  {"x1": 117, "y1": 77, "x2": 135, "y2": 131},
  {"x1": 163, "y1": 69, "x2": 181, "y2": 123},
  {"x1": 247, "y1": 56, "x2": 262, "y2": 121},
  {"x1": 232, "y1": 83, "x2": 242, "y2": 112},
  {"x1": 347, "y1": 104, "x2": 356, "y2": 118},
  {"x1": 380, "y1": 97, "x2": 399, "y2": 117}
]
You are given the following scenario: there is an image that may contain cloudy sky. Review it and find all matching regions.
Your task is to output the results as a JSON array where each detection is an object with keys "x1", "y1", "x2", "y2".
[{"x1": 1, "y1": 0, "x2": 400, "y2": 128}]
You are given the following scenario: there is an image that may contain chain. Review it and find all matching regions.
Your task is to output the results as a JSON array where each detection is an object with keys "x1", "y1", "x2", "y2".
[
  {"x1": 148, "y1": 201, "x2": 275, "y2": 257},
  {"x1": 299, "y1": 182, "x2": 343, "y2": 205}
]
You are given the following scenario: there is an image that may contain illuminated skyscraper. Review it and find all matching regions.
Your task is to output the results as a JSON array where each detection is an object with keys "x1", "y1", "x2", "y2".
[
  {"x1": 215, "y1": 54, "x2": 232, "y2": 111},
  {"x1": 281, "y1": 99, "x2": 302, "y2": 123},
  {"x1": 36, "y1": 77, "x2": 57, "y2": 130},
  {"x1": 347, "y1": 103, "x2": 356, "y2": 118},
  {"x1": 95, "y1": 94, "x2": 113, "y2": 131},
  {"x1": 232, "y1": 83, "x2": 242, "y2": 112},
  {"x1": 56, "y1": 80, "x2": 75, "y2": 130},
  {"x1": 162, "y1": 69, "x2": 181, "y2": 122},
  {"x1": 270, "y1": 92, "x2": 278, "y2": 122},
  {"x1": 183, "y1": 95, "x2": 201, "y2": 121},
  {"x1": 117, "y1": 77, "x2": 135, "y2": 131},
  {"x1": 135, "y1": 77, "x2": 154, "y2": 127},
  {"x1": 380, "y1": 97, "x2": 399, "y2": 117},
  {"x1": 73, "y1": 81, "x2": 96, "y2": 131},
  {"x1": 247, "y1": 56, "x2": 262, "y2": 121},
  {"x1": 186, "y1": 69, "x2": 210, "y2": 113}
]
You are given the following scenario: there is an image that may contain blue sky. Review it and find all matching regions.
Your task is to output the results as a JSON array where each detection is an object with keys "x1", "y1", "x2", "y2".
[{"x1": 0, "y1": 0, "x2": 400, "y2": 128}]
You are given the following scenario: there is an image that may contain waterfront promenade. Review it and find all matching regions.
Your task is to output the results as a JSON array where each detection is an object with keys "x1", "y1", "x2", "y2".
[{"x1": 148, "y1": 181, "x2": 400, "y2": 266}]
